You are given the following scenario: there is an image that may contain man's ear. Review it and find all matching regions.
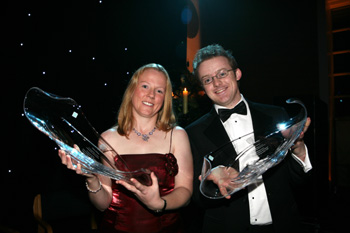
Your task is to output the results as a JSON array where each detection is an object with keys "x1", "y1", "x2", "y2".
[{"x1": 235, "y1": 68, "x2": 242, "y2": 81}]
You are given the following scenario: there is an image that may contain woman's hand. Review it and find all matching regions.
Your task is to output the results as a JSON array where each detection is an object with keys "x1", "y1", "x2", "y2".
[
  {"x1": 116, "y1": 172, "x2": 165, "y2": 211},
  {"x1": 57, "y1": 148, "x2": 96, "y2": 179}
]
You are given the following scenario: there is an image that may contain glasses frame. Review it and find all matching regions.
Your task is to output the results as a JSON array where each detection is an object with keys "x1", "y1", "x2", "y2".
[{"x1": 201, "y1": 68, "x2": 234, "y2": 86}]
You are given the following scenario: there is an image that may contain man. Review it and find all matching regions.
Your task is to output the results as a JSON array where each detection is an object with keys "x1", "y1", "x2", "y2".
[{"x1": 185, "y1": 44, "x2": 312, "y2": 233}]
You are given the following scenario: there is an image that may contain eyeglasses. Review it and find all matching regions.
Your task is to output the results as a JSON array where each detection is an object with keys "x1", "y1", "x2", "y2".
[{"x1": 200, "y1": 68, "x2": 234, "y2": 85}]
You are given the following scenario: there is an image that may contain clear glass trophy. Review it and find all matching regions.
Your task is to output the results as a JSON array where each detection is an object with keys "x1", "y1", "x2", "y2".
[
  {"x1": 200, "y1": 98, "x2": 307, "y2": 199},
  {"x1": 23, "y1": 87, "x2": 152, "y2": 186}
]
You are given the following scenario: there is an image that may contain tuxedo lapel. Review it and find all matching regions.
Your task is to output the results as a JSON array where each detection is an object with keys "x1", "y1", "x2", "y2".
[
  {"x1": 203, "y1": 108, "x2": 238, "y2": 161},
  {"x1": 203, "y1": 108, "x2": 231, "y2": 148},
  {"x1": 204, "y1": 101, "x2": 274, "y2": 144},
  {"x1": 248, "y1": 101, "x2": 275, "y2": 140},
  {"x1": 200, "y1": 103, "x2": 276, "y2": 167}
]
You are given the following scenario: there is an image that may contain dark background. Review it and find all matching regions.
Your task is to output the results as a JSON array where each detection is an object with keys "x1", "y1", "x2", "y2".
[{"x1": 2, "y1": 0, "x2": 346, "y2": 232}]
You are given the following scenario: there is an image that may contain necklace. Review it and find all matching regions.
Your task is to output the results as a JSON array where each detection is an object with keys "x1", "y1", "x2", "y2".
[{"x1": 132, "y1": 127, "x2": 157, "y2": 142}]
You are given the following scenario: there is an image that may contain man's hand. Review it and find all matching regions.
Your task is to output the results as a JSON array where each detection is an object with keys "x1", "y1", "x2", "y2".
[
  {"x1": 200, "y1": 166, "x2": 239, "y2": 199},
  {"x1": 290, "y1": 117, "x2": 311, "y2": 161},
  {"x1": 281, "y1": 117, "x2": 311, "y2": 162}
]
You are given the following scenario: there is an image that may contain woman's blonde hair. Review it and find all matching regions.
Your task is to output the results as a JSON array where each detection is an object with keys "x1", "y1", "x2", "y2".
[{"x1": 117, "y1": 63, "x2": 176, "y2": 137}]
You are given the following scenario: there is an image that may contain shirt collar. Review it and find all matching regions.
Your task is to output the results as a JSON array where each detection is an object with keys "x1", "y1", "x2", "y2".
[{"x1": 214, "y1": 94, "x2": 246, "y2": 114}]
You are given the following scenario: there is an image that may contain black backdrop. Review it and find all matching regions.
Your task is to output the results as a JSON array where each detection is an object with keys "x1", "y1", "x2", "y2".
[{"x1": 2, "y1": 0, "x2": 329, "y2": 232}]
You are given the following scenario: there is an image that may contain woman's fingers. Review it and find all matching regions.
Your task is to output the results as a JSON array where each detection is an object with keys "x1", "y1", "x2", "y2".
[
  {"x1": 58, "y1": 149, "x2": 96, "y2": 178},
  {"x1": 64, "y1": 154, "x2": 73, "y2": 169},
  {"x1": 117, "y1": 172, "x2": 157, "y2": 196},
  {"x1": 130, "y1": 178, "x2": 145, "y2": 193},
  {"x1": 130, "y1": 173, "x2": 155, "y2": 194},
  {"x1": 58, "y1": 149, "x2": 79, "y2": 169},
  {"x1": 58, "y1": 149, "x2": 68, "y2": 164}
]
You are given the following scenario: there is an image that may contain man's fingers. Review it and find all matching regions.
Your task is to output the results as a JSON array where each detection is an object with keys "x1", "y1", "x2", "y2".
[{"x1": 219, "y1": 185, "x2": 231, "y2": 199}]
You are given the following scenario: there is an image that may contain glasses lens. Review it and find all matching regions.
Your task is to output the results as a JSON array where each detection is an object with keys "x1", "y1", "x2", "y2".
[
  {"x1": 218, "y1": 70, "x2": 228, "y2": 78},
  {"x1": 202, "y1": 77, "x2": 212, "y2": 85}
]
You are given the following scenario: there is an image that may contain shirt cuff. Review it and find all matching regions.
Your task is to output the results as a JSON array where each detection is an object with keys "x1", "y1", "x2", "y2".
[{"x1": 291, "y1": 144, "x2": 312, "y2": 173}]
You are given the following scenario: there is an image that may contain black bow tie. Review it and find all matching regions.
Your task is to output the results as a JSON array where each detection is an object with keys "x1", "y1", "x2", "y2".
[{"x1": 218, "y1": 101, "x2": 247, "y2": 122}]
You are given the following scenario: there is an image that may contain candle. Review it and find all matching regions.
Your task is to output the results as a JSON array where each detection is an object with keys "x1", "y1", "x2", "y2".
[{"x1": 183, "y1": 88, "x2": 188, "y2": 114}]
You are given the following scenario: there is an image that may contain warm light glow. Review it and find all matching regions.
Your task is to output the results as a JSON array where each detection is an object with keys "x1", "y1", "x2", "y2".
[
  {"x1": 198, "y1": 90, "x2": 205, "y2": 96},
  {"x1": 186, "y1": 0, "x2": 201, "y2": 73},
  {"x1": 183, "y1": 88, "x2": 188, "y2": 114},
  {"x1": 183, "y1": 88, "x2": 188, "y2": 95}
]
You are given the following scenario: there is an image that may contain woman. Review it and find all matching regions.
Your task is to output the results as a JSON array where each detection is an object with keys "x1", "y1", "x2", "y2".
[{"x1": 59, "y1": 63, "x2": 193, "y2": 232}]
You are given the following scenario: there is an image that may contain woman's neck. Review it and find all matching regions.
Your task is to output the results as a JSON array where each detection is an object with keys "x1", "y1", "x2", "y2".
[{"x1": 132, "y1": 117, "x2": 158, "y2": 133}]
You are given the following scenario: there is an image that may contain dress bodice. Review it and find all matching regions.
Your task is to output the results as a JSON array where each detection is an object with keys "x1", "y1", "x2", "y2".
[{"x1": 99, "y1": 153, "x2": 183, "y2": 233}]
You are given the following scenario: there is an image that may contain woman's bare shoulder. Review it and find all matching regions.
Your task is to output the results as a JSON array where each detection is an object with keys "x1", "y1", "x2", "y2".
[
  {"x1": 172, "y1": 126, "x2": 189, "y2": 141},
  {"x1": 100, "y1": 127, "x2": 119, "y2": 140}
]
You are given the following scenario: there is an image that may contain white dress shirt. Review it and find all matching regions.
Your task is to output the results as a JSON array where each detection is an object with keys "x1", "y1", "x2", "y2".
[{"x1": 215, "y1": 95, "x2": 312, "y2": 225}]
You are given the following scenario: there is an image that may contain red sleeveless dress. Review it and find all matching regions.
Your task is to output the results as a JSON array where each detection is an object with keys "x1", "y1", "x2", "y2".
[{"x1": 99, "y1": 150, "x2": 184, "y2": 232}]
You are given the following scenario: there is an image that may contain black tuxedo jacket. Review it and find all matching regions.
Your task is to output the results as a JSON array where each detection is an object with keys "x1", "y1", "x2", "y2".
[{"x1": 185, "y1": 100, "x2": 311, "y2": 233}]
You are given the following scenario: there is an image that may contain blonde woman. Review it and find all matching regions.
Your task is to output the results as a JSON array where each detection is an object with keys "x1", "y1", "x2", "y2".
[{"x1": 59, "y1": 63, "x2": 193, "y2": 233}]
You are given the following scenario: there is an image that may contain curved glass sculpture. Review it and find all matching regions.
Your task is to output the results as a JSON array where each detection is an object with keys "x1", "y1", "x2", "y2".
[
  {"x1": 200, "y1": 98, "x2": 307, "y2": 199},
  {"x1": 23, "y1": 87, "x2": 152, "y2": 186}
]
